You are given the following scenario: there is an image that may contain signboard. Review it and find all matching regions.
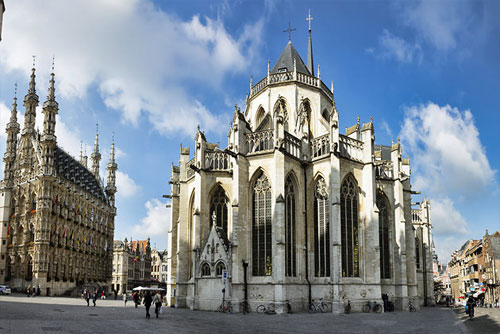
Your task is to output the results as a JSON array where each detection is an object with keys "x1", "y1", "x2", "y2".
[{"x1": 222, "y1": 270, "x2": 227, "y2": 283}]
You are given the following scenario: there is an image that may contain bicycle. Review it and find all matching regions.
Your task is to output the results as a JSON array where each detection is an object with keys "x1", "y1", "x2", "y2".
[
  {"x1": 362, "y1": 301, "x2": 382, "y2": 313},
  {"x1": 344, "y1": 299, "x2": 351, "y2": 314},
  {"x1": 308, "y1": 298, "x2": 328, "y2": 313},
  {"x1": 217, "y1": 300, "x2": 233, "y2": 313},
  {"x1": 408, "y1": 299, "x2": 416, "y2": 312},
  {"x1": 256, "y1": 303, "x2": 276, "y2": 314},
  {"x1": 240, "y1": 300, "x2": 250, "y2": 315}
]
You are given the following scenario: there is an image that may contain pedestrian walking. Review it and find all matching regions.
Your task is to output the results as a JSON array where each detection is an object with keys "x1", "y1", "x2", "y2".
[
  {"x1": 92, "y1": 290, "x2": 97, "y2": 307},
  {"x1": 114, "y1": 289, "x2": 118, "y2": 300},
  {"x1": 32, "y1": 287, "x2": 36, "y2": 297},
  {"x1": 143, "y1": 291, "x2": 153, "y2": 319},
  {"x1": 37, "y1": 285, "x2": 41, "y2": 296},
  {"x1": 153, "y1": 291, "x2": 163, "y2": 318},
  {"x1": 123, "y1": 292, "x2": 128, "y2": 306},
  {"x1": 133, "y1": 292, "x2": 140, "y2": 308},
  {"x1": 85, "y1": 289, "x2": 91, "y2": 306},
  {"x1": 101, "y1": 290, "x2": 105, "y2": 300},
  {"x1": 26, "y1": 286, "x2": 31, "y2": 297}
]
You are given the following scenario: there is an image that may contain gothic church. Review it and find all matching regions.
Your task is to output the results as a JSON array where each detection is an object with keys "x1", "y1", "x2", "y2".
[{"x1": 166, "y1": 20, "x2": 435, "y2": 313}]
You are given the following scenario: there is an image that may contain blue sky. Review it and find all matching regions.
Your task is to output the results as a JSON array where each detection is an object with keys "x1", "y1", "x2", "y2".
[{"x1": 0, "y1": 0, "x2": 498, "y2": 261}]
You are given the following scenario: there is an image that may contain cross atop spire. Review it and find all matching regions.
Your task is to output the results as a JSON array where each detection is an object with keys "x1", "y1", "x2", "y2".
[
  {"x1": 283, "y1": 22, "x2": 296, "y2": 41},
  {"x1": 306, "y1": 9, "x2": 313, "y2": 31}
]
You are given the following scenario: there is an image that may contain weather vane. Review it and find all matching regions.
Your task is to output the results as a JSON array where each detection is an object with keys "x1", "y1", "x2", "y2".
[{"x1": 283, "y1": 22, "x2": 296, "y2": 41}]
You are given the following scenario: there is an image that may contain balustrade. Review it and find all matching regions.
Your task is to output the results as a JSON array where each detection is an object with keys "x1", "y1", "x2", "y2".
[
  {"x1": 339, "y1": 135, "x2": 364, "y2": 162},
  {"x1": 284, "y1": 131, "x2": 302, "y2": 159},
  {"x1": 248, "y1": 71, "x2": 332, "y2": 100},
  {"x1": 311, "y1": 133, "x2": 330, "y2": 159},
  {"x1": 205, "y1": 151, "x2": 230, "y2": 171},
  {"x1": 246, "y1": 129, "x2": 274, "y2": 153}
]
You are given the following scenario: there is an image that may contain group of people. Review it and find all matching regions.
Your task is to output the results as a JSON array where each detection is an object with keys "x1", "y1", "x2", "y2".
[
  {"x1": 26, "y1": 285, "x2": 41, "y2": 297},
  {"x1": 128, "y1": 290, "x2": 164, "y2": 319},
  {"x1": 82, "y1": 289, "x2": 99, "y2": 307}
]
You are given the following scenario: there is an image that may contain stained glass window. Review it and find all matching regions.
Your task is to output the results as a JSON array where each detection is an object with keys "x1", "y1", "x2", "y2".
[
  {"x1": 314, "y1": 177, "x2": 330, "y2": 277},
  {"x1": 376, "y1": 191, "x2": 391, "y2": 279},
  {"x1": 252, "y1": 172, "x2": 272, "y2": 276},
  {"x1": 341, "y1": 175, "x2": 359, "y2": 277},
  {"x1": 285, "y1": 176, "x2": 296, "y2": 277}
]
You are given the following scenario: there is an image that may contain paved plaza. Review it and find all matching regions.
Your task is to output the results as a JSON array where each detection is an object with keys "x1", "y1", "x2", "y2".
[{"x1": 0, "y1": 295, "x2": 497, "y2": 333}]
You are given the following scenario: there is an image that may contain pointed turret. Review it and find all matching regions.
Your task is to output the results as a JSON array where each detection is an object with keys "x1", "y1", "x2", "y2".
[
  {"x1": 106, "y1": 138, "x2": 118, "y2": 207},
  {"x1": 41, "y1": 64, "x2": 59, "y2": 170},
  {"x1": 306, "y1": 9, "x2": 314, "y2": 76},
  {"x1": 91, "y1": 125, "x2": 101, "y2": 178},
  {"x1": 22, "y1": 65, "x2": 39, "y2": 135},
  {"x1": 4, "y1": 91, "x2": 21, "y2": 182}
]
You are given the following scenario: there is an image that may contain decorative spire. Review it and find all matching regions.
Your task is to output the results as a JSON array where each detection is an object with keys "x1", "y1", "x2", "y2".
[
  {"x1": 28, "y1": 56, "x2": 36, "y2": 95},
  {"x1": 10, "y1": 83, "x2": 18, "y2": 123},
  {"x1": 91, "y1": 123, "x2": 101, "y2": 178},
  {"x1": 306, "y1": 9, "x2": 314, "y2": 76},
  {"x1": 47, "y1": 56, "x2": 56, "y2": 102},
  {"x1": 23, "y1": 58, "x2": 39, "y2": 135}
]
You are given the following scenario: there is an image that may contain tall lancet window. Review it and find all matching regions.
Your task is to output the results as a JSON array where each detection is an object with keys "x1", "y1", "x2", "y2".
[
  {"x1": 188, "y1": 193, "x2": 194, "y2": 279},
  {"x1": 210, "y1": 185, "x2": 229, "y2": 237},
  {"x1": 252, "y1": 172, "x2": 272, "y2": 276},
  {"x1": 377, "y1": 191, "x2": 391, "y2": 279},
  {"x1": 314, "y1": 177, "x2": 330, "y2": 277},
  {"x1": 341, "y1": 175, "x2": 359, "y2": 277},
  {"x1": 285, "y1": 176, "x2": 296, "y2": 277}
]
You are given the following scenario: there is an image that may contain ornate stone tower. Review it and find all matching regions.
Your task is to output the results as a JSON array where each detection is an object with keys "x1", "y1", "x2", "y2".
[
  {"x1": 91, "y1": 128, "x2": 101, "y2": 179},
  {"x1": 3, "y1": 92, "x2": 20, "y2": 184},
  {"x1": 106, "y1": 140, "x2": 117, "y2": 207}
]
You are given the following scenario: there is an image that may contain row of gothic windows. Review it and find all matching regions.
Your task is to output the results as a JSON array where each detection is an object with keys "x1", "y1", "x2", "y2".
[
  {"x1": 194, "y1": 174, "x2": 392, "y2": 279},
  {"x1": 201, "y1": 261, "x2": 226, "y2": 277}
]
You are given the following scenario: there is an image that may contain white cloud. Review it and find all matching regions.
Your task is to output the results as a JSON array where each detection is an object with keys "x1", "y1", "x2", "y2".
[
  {"x1": 431, "y1": 197, "x2": 468, "y2": 236},
  {"x1": 0, "y1": 0, "x2": 264, "y2": 137},
  {"x1": 116, "y1": 170, "x2": 141, "y2": 198},
  {"x1": 133, "y1": 198, "x2": 170, "y2": 239},
  {"x1": 403, "y1": 0, "x2": 461, "y2": 52},
  {"x1": 375, "y1": 29, "x2": 423, "y2": 64},
  {"x1": 400, "y1": 102, "x2": 496, "y2": 197},
  {"x1": 379, "y1": 120, "x2": 393, "y2": 138}
]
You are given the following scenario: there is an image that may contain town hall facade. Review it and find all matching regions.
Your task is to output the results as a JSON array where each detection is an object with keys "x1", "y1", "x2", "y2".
[{"x1": 166, "y1": 23, "x2": 434, "y2": 313}]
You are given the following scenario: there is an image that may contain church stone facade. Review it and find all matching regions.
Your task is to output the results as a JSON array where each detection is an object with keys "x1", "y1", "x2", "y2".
[
  {"x1": 0, "y1": 67, "x2": 117, "y2": 296},
  {"x1": 167, "y1": 28, "x2": 434, "y2": 313}
]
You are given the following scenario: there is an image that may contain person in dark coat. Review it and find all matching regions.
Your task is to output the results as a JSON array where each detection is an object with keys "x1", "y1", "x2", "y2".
[
  {"x1": 85, "y1": 289, "x2": 91, "y2": 306},
  {"x1": 92, "y1": 290, "x2": 97, "y2": 307},
  {"x1": 143, "y1": 291, "x2": 153, "y2": 319}
]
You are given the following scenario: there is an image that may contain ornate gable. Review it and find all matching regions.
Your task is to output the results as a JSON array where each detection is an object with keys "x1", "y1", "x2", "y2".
[{"x1": 199, "y1": 225, "x2": 230, "y2": 270}]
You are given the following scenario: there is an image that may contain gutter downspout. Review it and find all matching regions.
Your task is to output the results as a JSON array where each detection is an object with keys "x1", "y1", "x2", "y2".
[
  {"x1": 303, "y1": 162, "x2": 311, "y2": 305},
  {"x1": 242, "y1": 260, "x2": 248, "y2": 303}
]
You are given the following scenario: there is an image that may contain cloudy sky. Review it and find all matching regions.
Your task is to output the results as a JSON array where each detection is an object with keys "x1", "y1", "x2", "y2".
[{"x1": 0, "y1": 0, "x2": 498, "y2": 262}]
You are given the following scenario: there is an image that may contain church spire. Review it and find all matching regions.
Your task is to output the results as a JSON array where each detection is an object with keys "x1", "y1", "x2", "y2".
[
  {"x1": 91, "y1": 124, "x2": 101, "y2": 179},
  {"x1": 42, "y1": 58, "x2": 59, "y2": 139},
  {"x1": 306, "y1": 9, "x2": 314, "y2": 76}
]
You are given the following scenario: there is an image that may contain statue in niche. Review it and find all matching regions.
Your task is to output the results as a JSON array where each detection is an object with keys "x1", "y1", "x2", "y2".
[{"x1": 296, "y1": 98, "x2": 311, "y2": 140}]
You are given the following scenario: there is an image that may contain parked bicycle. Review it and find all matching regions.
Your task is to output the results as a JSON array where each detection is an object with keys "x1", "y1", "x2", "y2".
[
  {"x1": 362, "y1": 301, "x2": 383, "y2": 313},
  {"x1": 240, "y1": 300, "x2": 250, "y2": 315},
  {"x1": 256, "y1": 303, "x2": 276, "y2": 315},
  {"x1": 217, "y1": 300, "x2": 233, "y2": 313},
  {"x1": 308, "y1": 298, "x2": 328, "y2": 313},
  {"x1": 408, "y1": 299, "x2": 416, "y2": 312},
  {"x1": 344, "y1": 299, "x2": 352, "y2": 314}
]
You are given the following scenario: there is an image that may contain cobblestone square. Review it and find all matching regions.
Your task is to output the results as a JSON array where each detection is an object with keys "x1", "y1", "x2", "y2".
[{"x1": 1, "y1": 295, "x2": 491, "y2": 334}]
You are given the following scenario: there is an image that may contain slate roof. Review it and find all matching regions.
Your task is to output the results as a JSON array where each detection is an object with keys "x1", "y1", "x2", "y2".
[
  {"x1": 54, "y1": 146, "x2": 106, "y2": 201},
  {"x1": 271, "y1": 41, "x2": 311, "y2": 75},
  {"x1": 374, "y1": 145, "x2": 392, "y2": 161}
]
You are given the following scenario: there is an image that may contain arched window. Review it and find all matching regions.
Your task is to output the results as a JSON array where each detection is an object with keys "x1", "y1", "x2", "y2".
[
  {"x1": 322, "y1": 109, "x2": 330, "y2": 123},
  {"x1": 314, "y1": 177, "x2": 330, "y2": 277},
  {"x1": 285, "y1": 176, "x2": 296, "y2": 277},
  {"x1": 341, "y1": 175, "x2": 359, "y2": 277},
  {"x1": 210, "y1": 185, "x2": 229, "y2": 236},
  {"x1": 201, "y1": 263, "x2": 211, "y2": 277},
  {"x1": 255, "y1": 107, "x2": 266, "y2": 129},
  {"x1": 216, "y1": 262, "x2": 226, "y2": 276},
  {"x1": 376, "y1": 191, "x2": 391, "y2": 279},
  {"x1": 252, "y1": 171, "x2": 272, "y2": 276}
]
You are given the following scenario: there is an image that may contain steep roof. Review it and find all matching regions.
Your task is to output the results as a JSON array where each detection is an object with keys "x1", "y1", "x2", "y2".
[
  {"x1": 131, "y1": 240, "x2": 148, "y2": 252},
  {"x1": 54, "y1": 146, "x2": 106, "y2": 201},
  {"x1": 271, "y1": 41, "x2": 310, "y2": 75}
]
